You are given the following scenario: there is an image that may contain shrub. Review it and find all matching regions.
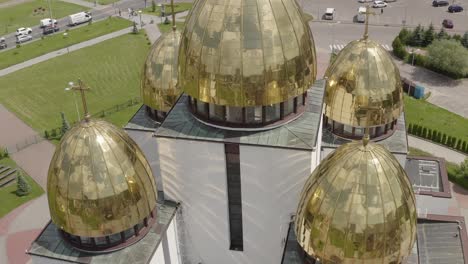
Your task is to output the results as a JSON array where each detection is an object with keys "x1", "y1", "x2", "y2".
[
  {"x1": 426, "y1": 39, "x2": 468, "y2": 78},
  {"x1": 422, "y1": 127, "x2": 427, "y2": 138},
  {"x1": 407, "y1": 123, "x2": 413, "y2": 134},
  {"x1": 462, "y1": 32, "x2": 468, "y2": 48},
  {"x1": 437, "y1": 132, "x2": 442, "y2": 142},
  {"x1": 152, "y1": 0, "x2": 156, "y2": 12},
  {"x1": 463, "y1": 141, "x2": 467, "y2": 153},
  {"x1": 442, "y1": 134, "x2": 447, "y2": 144},
  {"x1": 427, "y1": 129, "x2": 432, "y2": 140},
  {"x1": 436, "y1": 28, "x2": 449, "y2": 40},
  {"x1": 44, "y1": 130, "x2": 49, "y2": 139},
  {"x1": 51, "y1": 129, "x2": 56, "y2": 138},
  {"x1": 16, "y1": 172, "x2": 31, "y2": 196},
  {"x1": 392, "y1": 37, "x2": 407, "y2": 59},
  {"x1": 423, "y1": 23, "x2": 435, "y2": 47}
]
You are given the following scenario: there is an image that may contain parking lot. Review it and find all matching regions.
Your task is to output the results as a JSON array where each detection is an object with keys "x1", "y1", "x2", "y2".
[{"x1": 303, "y1": 0, "x2": 468, "y2": 32}]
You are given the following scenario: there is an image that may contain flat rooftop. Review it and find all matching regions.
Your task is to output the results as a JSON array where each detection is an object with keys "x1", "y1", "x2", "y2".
[
  {"x1": 27, "y1": 200, "x2": 178, "y2": 264},
  {"x1": 125, "y1": 105, "x2": 160, "y2": 132},
  {"x1": 321, "y1": 112, "x2": 408, "y2": 154},
  {"x1": 154, "y1": 80, "x2": 326, "y2": 151},
  {"x1": 406, "y1": 156, "x2": 451, "y2": 198},
  {"x1": 282, "y1": 217, "x2": 466, "y2": 264}
]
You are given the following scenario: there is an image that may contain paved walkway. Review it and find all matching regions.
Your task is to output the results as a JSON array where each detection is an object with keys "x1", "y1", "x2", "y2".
[
  {"x1": 0, "y1": 0, "x2": 32, "y2": 9},
  {"x1": 408, "y1": 135, "x2": 467, "y2": 164},
  {"x1": 396, "y1": 60, "x2": 468, "y2": 118},
  {"x1": 0, "y1": 27, "x2": 131, "y2": 77}
]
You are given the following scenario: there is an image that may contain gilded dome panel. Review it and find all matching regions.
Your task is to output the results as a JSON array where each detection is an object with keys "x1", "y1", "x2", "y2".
[
  {"x1": 142, "y1": 30, "x2": 181, "y2": 113},
  {"x1": 295, "y1": 141, "x2": 417, "y2": 263},
  {"x1": 324, "y1": 39, "x2": 403, "y2": 127},
  {"x1": 178, "y1": 0, "x2": 316, "y2": 107},
  {"x1": 47, "y1": 119, "x2": 158, "y2": 238}
]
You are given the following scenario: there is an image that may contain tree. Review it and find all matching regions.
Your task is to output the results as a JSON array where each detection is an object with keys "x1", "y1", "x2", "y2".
[
  {"x1": 462, "y1": 32, "x2": 468, "y2": 49},
  {"x1": 132, "y1": 21, "x2": 138, "y2": 34},
  {"x1": 427, "y1": 129, "x2": 433, "y2": 140},
  {"x1": 398, "y1": 28, "x2": 411, "y2": 45},
  {"x1": 392, "y1": 37, "x2": 407, "y2": 59},
  {"x1": 16, "y1": 171, "x2": 31, "y2": 196},
  {"x1": 423, "y1": 23, "x2": 435, "y2": 47},
  {"x1": 410, "y1": 25, "x2": 424, "y2": 46},
  {"x1": 60, "y1": 112, "x2": 70, "y2": 136},
  {"x1": 457, "y1": 139, "x2": 462, "y2": 150},
  {"x1": 436, "y1": 28, "x2": 448, "y2": 40},
  {"x1": 422, "y1": 127, "x2": 427, "y2": 138},
  {"x1": 426, "y1": 39, "x2": 468, "y2": 78}
]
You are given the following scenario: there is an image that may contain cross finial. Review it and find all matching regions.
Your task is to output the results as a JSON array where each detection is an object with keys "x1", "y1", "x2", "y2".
[
  {"x1": 363, "y1": 5, "x2": 376, "y2": 40},
  {"x1": 357, "y1": 105, "x2": 382, "y2": 146},
  {"x1": 69, "y1": 79, "x2": 91, "y2": 121},
  {"x1": 171, "y1": 0, "x2": 176, "y2": 32}
]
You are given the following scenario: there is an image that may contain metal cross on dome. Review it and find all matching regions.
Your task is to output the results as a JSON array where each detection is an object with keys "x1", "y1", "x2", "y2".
[
  {"x1": 362, "y1": 5, "x2": 376, "y2": 40},
  {"x1": 69, "y1": 79, "x2": 91, "y2": 121}
]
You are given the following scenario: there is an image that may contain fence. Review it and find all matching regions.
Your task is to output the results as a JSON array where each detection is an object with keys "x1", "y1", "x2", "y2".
[
  {"x1": 45, "y1": 97, "x2": 141, "y2": 139},
  {"x1": 5, "y1": 134, "x2": 44, "y2": 154}
]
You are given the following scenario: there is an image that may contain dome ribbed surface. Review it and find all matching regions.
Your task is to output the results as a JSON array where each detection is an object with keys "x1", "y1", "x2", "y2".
[
  {"x1": 142, "y1": 30, "x2": 181, "y2": 112},
  {"x1": 178, "y1": 0, "x2": 317, "y2": 107},
  {"x1": 295, "y1": 141, "x2": 417, "y2": 263},
  {"x1": 47, "y1": 119, "x2": 157, "y2": 237},
  {"x1": 324, "y1": 39, "x2": 403, "y2": 127}
]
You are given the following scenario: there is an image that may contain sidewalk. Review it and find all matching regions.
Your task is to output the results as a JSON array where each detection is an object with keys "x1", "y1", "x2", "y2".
[
  {"x1": 0, "y1": 0, "x2": 32, "y2": 9},
  {"x1": 408, "y1": 135, "x2": 467, "y2": 164},
  {"x1": 396, "y1": 60, "x2": 468, "y2": 118},
  {"x1": 0, "y1": 27, "x2": 132, "y2": 77}
]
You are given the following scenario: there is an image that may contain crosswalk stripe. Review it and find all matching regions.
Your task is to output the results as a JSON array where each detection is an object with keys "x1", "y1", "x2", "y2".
[{"x1": 329, "y1": 44, "x2": 333, "y2": 51}]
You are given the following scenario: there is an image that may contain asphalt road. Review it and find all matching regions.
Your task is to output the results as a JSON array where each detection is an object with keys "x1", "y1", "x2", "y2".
[
  {"x1": 0, "y1": 0, "x2": 146, "y2": 52},
  {"x1": 302, "y1": 0, "x2": 468, "y2": 33}
]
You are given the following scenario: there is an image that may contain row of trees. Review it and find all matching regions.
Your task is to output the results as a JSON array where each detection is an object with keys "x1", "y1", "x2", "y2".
[
  {"x1": 398, "y1": 25, "x2": 468, "y2": 48},
  {"x1": 407, "y1": 124, "x2": 468, "y2": 154}
]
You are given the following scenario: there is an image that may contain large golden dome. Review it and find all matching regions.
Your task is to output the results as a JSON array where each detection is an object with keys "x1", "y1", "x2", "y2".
[
  {"x1": 142, "y1": 30, "x2": 181, "y2": 113},
  {"x1": 295, "y1": 140, "x2": 417, "y2": 263},
  {"x1": 178, "y1": 0, "x2": 317, "y2": 107},
  {"x1": 47, "y1": 119, "x2": 158, "y2": 238},
  {"x1": 324, "y1": 39, "x2": 403, "y2": 128}
]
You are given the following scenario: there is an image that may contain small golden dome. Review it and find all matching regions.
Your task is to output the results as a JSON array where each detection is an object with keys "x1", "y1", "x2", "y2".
[
  {"x1": 47, "y1": 119, "x2": 158, "y2": 238},
  {"x1": 295, "y1": 141, "x2": 417, "y2": 263},
  {"x1": 324, "y1": 39, "x2": 403, "y2": 127},
  {"x1": 142, "y1": 30, "x2": 181, "y2": 113},
  {"x1": 178, "y1": 0, "x2": 317, "y2": 107}
]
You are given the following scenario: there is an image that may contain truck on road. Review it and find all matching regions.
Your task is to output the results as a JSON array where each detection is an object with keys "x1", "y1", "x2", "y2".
[{"x1": 68, "y1": 12, "x2": 92, "y2": 26}]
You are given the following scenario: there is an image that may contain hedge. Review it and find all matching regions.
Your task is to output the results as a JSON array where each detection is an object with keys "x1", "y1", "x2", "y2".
[{"x1": 407, "y1": 123, "x2": 468, "y2": 154}]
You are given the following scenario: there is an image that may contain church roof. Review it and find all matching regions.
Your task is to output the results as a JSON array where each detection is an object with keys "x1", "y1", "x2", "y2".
[
  {"x1": 323, "y1": 38, "x2": 403, "y2": 128},
  {"x1": 47, "y1": 119, "x2": 158, "y2": 238},
  {"x1": 178, "y1": 0, "x2": 317, "y2": 107},
  {"x1": 154, "y1": 80, "x2": 325, "y2": 151},
  {"x1": 295, "y1": 140, "x2": 417, "y2": 263},
  {"x1": 141, "y1": 30, "x2": 181, "y2": 113}
]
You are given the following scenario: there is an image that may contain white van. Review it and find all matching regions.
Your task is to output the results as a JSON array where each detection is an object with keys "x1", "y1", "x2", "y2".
[
  {"x1": 40, "y1": 18, "x2": 57, "y2": 28},
  {"x1": 357, "y1": 6, "x2": 366, "y2": 23},
  {"x1": 68, "y1": 12, "x2": 92, "y2": 26},
  {"x1": 324, "y1": 8, "x2": 335, "y2": 20}
]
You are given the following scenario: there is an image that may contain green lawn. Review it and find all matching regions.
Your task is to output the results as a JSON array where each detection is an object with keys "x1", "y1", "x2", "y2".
[
  {"x1": 0, "y1": 0, "x2": 87, "y2": 34},
  {"x1": 83, "y1": 0, "x2": 119, "y2": 4},
  {"x1": 0, "y1": 32, "x2": 150, "y2": 133},
  {"x1": 143, "y1": 2, "x2": 193, "y2": 16},
  {"x1": 0, "y1": 17, "x2": 132, "y2": 70},
  {"x1": 408, "y1": 147, "x2": 433, "y2": 157},
  {"x1": 157, "y1": 21, "x2": 185, "y2": 33},
  {"x1": 0, "y1": 156, "x2": 44, "y2": 218},
  {"x1": 404, "y1": 95, "x2": 468, "y2": 142}
]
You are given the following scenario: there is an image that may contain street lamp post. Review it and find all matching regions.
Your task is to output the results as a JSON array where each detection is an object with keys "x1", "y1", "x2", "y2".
[
  {"x1": 138, "y1": 10, "x2": 143, "y2": 29},
  {"x1": 65, "y1": 82, "x2": 80, "y2": 122},
  {"x1": 47, "y1": 0, "x2": 53, "y2": 19}
]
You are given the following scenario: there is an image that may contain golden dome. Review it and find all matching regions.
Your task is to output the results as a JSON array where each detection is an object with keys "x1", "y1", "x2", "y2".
[
  {"x1": 324, "y1": 39, "x2": 403, "y2": 127},
  {"x1": 141, "y1": 30, "x2": 181, "y2": 113},
  {"x1": 178, "y1": 0, "x2": 317, "y2": 107},
  {"x1": 47, "y1": 119, "x2": 157, "y2": 238},
  {"x1": 295, "y1": 141, "x2": 417, "y2": 263}
]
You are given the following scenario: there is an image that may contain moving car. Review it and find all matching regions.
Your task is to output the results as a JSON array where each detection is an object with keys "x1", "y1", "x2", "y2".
[
  {"x1": 16, "y1": 34, "x2": 32, "y2": 44},
  {"x1": 15, "y1": 27, "x2": 32, "y2": 36},
  {"x1": 40, "y1": 18, "x2": 57, "y2": 28},
  {"x1": 43, "y1": 25, "x2": 60, "y2": 35},
  {"x1": 442, "y1": 19, "x2": 454, "y2": 28},
  {"x1": 68, "y1": 12, "x2": 92, "y2": 26},
  {"x1": 0, "y1": 37, "x2": 7, "y2": 50},
  {"x1": 373, "y1": 1, "x2": 388, "y2": 8},
  {"x1": 358, "y1": 0, "x2": 372, "y2": 3},
  {"x1": 448, "y1": 5, "x2": 463, "y2": 12},
  {"x1": 432, "y1": 0, "x2": 449, "y2": 7},
  {"x1": 384, "y1": 0, "x2": 397, "y2": 2},
  {"x1": 357, "y1": 6, "x2": 367, "y2": 23},
  {"x1": 324, "y1": 8, "x2": 335, "y2": 20}
]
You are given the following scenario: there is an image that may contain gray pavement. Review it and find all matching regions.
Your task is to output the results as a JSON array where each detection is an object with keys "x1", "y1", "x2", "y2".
[
  {"x1": 0, "y1": 27, "x2": 131, "y2": 77},
  {"x1": 0, "y1": 0, "x2": 32, "y2": 9},
  {"x1": 408, "y1": 135, "x2": 467, "y2": 164},
  {"x1": 60, "y1": 0, "x2": 105, "y2": 9}
]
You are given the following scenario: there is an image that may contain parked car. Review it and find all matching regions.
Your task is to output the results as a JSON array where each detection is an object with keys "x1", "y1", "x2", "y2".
[
  {"x1": 442, "y1": 19, "x2": 454, "y2": 28},
  {"x1": 16, "y1": 34, "x2": 32, "y2": 44},
  {"x1": 0, "y1": 37, "x2": 7, "y2": 50},
  {"x1": 324, "y1": 8, "x2": 335, "y2": 20},
  {"x1": 433, "y1": 0, "x2": 449, "y2": 7},
  {"x1": 448, "y1": 5, "x2": 463, "y2": 12},
  {"x1": 40, "y1": 18, "x2": 57, "y2": 28},
  {"x1": 15, "y1": 27, "x2": 32, "y2": 36},
  {"x1": 384, "y1": 0, "x2": 397, "y2": 2},
  {"x1": 357, "y1": 6, "x2": 367, "y2": 23},
  {"x1": 373, "y1": 1, "x2": 387, "y2": 8},
  {"x1": 358, "y1": 0, "x2": 372, "y2": 3},
  {"x1": 42, "y1": 25, "x2": 60, "y2": 35}
]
